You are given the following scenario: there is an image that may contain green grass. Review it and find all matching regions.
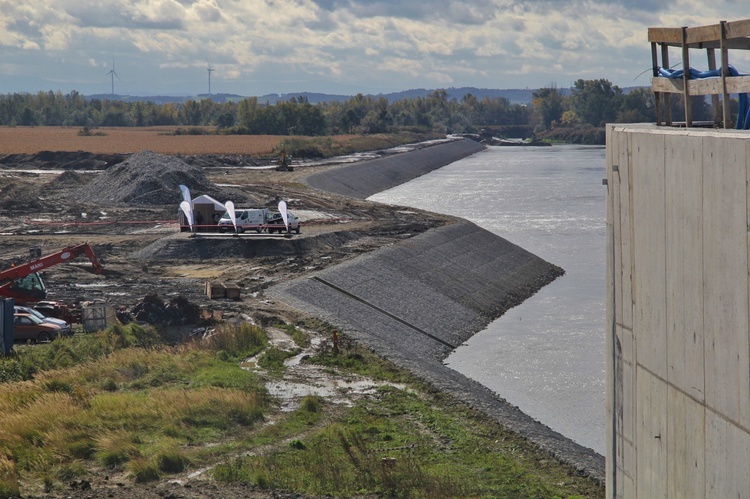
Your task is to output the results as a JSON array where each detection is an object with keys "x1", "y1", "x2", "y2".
[
  {"x1": 0, "y1": 319, "x2": 602, "y2": 498},
  {"x1": 214, "y1": 387, "x2": 599, "y2": 498}
]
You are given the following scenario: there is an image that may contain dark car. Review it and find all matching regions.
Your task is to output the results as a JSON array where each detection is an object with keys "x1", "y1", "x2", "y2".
[
  {"x1": 265, "y1": 211, "x2": 301, "y2": 234},
  {"x1": 13, "y1": 313, "x2": 65, "y2": 342}
]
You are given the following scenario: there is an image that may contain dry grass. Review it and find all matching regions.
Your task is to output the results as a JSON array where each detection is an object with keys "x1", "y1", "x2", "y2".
[{"x1": 0, "y1": 127, "x2": 357, "y2": 155}]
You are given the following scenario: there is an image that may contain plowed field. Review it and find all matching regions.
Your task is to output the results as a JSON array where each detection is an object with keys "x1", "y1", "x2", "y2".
[{"x1": 0, "y1": 127, "x2": 343, "y2": 155}]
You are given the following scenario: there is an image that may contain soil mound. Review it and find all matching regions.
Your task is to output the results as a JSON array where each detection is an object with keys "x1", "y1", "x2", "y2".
[{"x1": 75, "y1": 150, "x2": 216, "y2": 206}]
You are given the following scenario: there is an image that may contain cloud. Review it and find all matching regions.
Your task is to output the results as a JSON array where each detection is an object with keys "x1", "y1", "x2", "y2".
[
  {"x1": 0, "y1": 0, "x2": 748, "y2": 95},
  {"x1": 62, "y1": 0, "x2": 186, "y2": 29}
]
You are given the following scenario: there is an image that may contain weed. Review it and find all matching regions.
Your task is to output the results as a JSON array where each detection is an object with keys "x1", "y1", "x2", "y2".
[
  {"x1": 0, "y1": 455, "x2": 19, "y2": 499},
  {"x1": 94, "y1": 430, "x2": 140, "y2": 469},
  {"x1": 154, "y1": 447, "x2": 190, "y2": 473},
  {"x1": 194, "y1": 323, "x2": 267, "y2": 359},
  {"x1": 289, "y1": 439, "x2": 306, "y2": 450},
  {"x1": 128, "y1": 458, "x2": 160, "y2": 483},
  {"x1": 299, "y1": 395, "x2": 323, "y2": 413}
]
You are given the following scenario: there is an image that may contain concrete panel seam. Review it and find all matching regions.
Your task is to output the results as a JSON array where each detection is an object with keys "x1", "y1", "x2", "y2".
[{"x1": 637, "y1": 362, "x2": 750, "y2": 436}]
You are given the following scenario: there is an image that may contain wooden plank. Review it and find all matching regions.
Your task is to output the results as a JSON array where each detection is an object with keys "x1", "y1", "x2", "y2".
[
  {"x1": 707, "y1": 49, "x2": 721, "y2": 123},
  {"x1": 722, "y1": 21, "x2": 731, "y2": 128},
  {"x1": 651, "y1": 77, "x2": 728, "y2": 95},
  {"x1": 661, "y1": 45, "x2": 672, "y2": 125},
  {"x1": 685, "y1": 24, "x2": 722, "y2": 44},
  {"x1": 726, "y1": 18, "x2": 750, "y2": 39},
  {"x1": 724, "y1": 75, "x2": 750, "y2": 93},
  {"x1": 648, "y1": 27, "x2": 684, "y2": 44},
  {"x1": 681, "y1": 27, "x2": 693, "y2": 127}
]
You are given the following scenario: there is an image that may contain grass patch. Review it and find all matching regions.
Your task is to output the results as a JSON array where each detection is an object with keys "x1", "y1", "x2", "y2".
[
  {"x1": 214, "y1": 388, "x2": 601, "y2": 498},
  {"x1": 281, "y1": 323, "x2": 309, "y2": 348},
  {"x1": 306, "y1": 332, "x2": 411, "y2": 384},
  {"x1": 0, "y1": 318, "x2": 602, "y2": 497},
  {"x1": 257, "y1": 347, "x2": 299, "y2": 374}
]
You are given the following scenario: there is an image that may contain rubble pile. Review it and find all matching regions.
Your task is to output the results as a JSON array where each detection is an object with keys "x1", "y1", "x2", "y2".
[
  {"x1": 76, "y1": 150, "x2": 217, "y2": 206},
  {"x1": 120, "y1": 292, "x2": 201, "y2": 325}
]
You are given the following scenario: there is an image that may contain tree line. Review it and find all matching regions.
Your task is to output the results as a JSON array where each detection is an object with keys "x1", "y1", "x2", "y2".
[{"x1": 0, "y1": 80, "x2": 721, "y2": 139}]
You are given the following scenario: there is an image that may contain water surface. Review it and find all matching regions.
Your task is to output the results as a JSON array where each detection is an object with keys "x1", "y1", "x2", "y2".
[{"x1": 369, "y1": 144, "x2": 607, "y2": 454}]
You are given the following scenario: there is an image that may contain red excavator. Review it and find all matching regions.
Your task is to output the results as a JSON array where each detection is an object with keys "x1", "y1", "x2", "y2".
[{"x1": 0, "y1": 243, "x2": 103, "y2": 304}]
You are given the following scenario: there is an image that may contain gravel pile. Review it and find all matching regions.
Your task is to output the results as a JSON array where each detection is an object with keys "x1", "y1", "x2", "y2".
[{"x1": 76, "y1": 150, "x2": 216, "y2": 206}]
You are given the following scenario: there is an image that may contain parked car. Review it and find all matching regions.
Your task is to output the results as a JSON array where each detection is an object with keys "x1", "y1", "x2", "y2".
[
  {"x1": 265, "y1": 211, "x2": 301, "y2": 234},
  {"x1": 13, "y1": 313, "x2": 65, "y2": 342},
  {"x1": 14, "y1": 305, "x2": 71, "y2": 336}
]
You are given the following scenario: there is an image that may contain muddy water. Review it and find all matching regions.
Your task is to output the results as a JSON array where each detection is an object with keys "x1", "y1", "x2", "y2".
[{"x1": 369, "y1": 145, "x2": 607, "y2": 455}]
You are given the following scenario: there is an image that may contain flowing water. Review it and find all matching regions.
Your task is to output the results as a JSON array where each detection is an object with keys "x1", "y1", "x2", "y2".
[{"x1": 369, "y1": 144, "x2": 607, "y2": 454}]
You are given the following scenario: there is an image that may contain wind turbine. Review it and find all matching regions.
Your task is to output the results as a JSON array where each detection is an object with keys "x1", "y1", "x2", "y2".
[
  {"x1": 207, "y1": 62, "x2": 214, "y2": 96},
  {"x1": 106, "y1": 58, "x2": 119, "y2": 96}
]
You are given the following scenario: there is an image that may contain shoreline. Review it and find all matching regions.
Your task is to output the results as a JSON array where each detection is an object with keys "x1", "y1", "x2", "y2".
[{"x1": 271, "y1": 138, "x2": 606, "y2": 483}]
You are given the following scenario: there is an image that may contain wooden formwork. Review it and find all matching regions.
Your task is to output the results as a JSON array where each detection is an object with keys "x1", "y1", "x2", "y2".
[{"x1": 649, "y1": 19, "x2": 750, "y2": 128}]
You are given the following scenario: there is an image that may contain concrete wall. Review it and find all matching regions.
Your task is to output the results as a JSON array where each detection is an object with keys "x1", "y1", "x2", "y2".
[{"x1": 606, "y1": 124, "x2": 750, "y2": 498}]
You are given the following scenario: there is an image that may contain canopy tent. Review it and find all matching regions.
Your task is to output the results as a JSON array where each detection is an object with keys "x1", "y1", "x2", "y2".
[{"x1": 178, "y1": 194, "x2": 226, "y2": 231}]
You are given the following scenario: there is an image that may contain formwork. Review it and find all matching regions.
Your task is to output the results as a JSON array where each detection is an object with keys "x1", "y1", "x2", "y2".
[{"x1": 606, "y1": 124, "x2": 750, "y2": 497}]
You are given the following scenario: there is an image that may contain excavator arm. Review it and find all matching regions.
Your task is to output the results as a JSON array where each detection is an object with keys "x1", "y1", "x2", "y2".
[{"x1": 0, "y1": 243, "x2": 103, "y2": 303}]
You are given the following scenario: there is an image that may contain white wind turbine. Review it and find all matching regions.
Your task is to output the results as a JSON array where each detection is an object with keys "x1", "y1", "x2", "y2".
[
  {"x1": 106, "y1": 58, "x2": 119, "y2": 95},
  {"x1": 207, "y1": 62, "x2": 215, "y2": 96}
]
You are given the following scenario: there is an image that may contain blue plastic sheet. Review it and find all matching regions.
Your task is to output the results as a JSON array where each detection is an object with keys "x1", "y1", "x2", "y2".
[{"x1": 658, "y1": 65, "x2": 750, "y2": 129}]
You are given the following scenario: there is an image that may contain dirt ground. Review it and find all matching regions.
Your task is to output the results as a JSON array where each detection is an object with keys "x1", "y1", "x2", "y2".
[
  {"x1": 0, "y1": 150, "x2": 450, "y2": 315},
  {"x1": 0, "y1": 148, "x2": 454, "y2": 498}
]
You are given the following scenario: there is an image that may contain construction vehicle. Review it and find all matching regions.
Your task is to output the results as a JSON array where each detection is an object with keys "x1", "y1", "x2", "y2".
[{"x1": 0, "y1": 243, "x2": 103, "y2": 304}]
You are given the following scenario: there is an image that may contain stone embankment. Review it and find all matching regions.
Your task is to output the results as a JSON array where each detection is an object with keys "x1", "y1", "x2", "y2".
[
  {"x1": 272, "y1": 138, "x2": 606, "y2": 483},
  {"x1": 305, "y1": 137, "x2": 485, "y2": 199}
]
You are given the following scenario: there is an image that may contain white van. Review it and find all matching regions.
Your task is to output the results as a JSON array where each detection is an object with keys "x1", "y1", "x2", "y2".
[{"x1": 218, "y1": 208, "x2": 269, "y2": 233}]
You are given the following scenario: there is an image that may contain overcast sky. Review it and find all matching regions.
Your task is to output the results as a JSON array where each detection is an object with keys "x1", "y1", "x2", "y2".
[{"x1": 1, "y1": 0, "x2": 748, "y2": 97}]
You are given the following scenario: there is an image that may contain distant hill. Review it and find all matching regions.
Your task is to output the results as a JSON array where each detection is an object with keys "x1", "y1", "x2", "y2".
[{"x1": 85, "y1": 85, "x2": 647, "y2": 106}]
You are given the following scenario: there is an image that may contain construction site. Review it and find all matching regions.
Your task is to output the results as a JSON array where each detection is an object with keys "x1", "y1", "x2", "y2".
[{"x1": 0, "y1": 146, "x2": 452, "y2": 332}]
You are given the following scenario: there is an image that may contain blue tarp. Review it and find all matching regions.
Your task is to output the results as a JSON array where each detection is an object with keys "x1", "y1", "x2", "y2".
[{"x1": 658, "y1": 65, "x2": 750, "y2": 129}]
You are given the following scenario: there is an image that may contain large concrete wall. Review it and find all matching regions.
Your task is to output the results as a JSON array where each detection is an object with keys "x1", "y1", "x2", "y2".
[{"x1": 606, "y1": 124, "x2": 750, "y2": 498}]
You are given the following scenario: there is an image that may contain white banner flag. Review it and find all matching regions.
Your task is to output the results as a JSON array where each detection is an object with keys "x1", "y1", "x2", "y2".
[
  {"x1": 225, "y1": 200, "x2": 237, "y2": 232},
  {"x1": 278, "y1": 200, "x2": 289, "y2": 231},
  {"x1": 179, "y1": 200, "x2": 194, "y2": 231}
]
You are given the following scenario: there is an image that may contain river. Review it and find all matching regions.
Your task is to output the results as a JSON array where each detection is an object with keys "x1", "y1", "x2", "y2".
[{"x1": 369, "y1": 144, "x2": 607, "y2": 455}]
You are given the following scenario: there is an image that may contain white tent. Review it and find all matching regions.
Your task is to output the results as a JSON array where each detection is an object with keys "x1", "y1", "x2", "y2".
[{"x1": 192, "y1": 194, "x2": 225, "y2": 211}]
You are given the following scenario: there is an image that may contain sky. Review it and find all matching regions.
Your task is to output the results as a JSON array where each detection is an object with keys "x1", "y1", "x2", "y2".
[{"x1": 1, "y1": 0, "x2": 749, "y2": 97}]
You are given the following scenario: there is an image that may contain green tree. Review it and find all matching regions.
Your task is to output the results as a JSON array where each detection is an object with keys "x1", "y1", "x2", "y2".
[
  {"x1": 532, "y1": 86, "x2": 565, "y2": 130},
  {"x1": 571, "y1": 78, "x2": 623, "y2": 127}
]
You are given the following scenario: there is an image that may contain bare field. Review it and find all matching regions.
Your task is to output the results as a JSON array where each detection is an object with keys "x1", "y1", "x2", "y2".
[{"x1": 0, "y1": 127, "x2": 349, "y2": 155}]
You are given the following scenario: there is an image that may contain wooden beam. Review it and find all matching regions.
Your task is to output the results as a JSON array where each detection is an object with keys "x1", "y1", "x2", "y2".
[
  {"x1": 685, "y1": 24, "x2": 722, "y2": 44},
  {"x1": 661, "y1": 43, "x2": 672, "y2": 125},
  {"x1": 652, "y1": 42, "x2": 663, "y2": 125},
  {"x1": 682, "y1": 27, "x2": 693, "y2": 126},
  {"x1": 726, "y1": 19, "x2": 750, "y2": 39},
  {"x1": 721, "y1": 21, "x2": 731, "y2": 128},
  {"x1": 707, "y1": 48, "x2": 722, "y2": 124}
]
